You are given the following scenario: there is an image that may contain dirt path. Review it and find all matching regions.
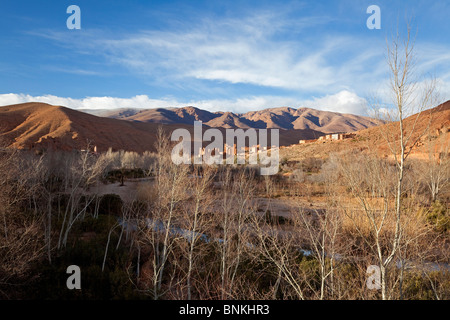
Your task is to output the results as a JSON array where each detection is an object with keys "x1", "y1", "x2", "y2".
[{"x1": 95, "y1": 177, "x2": 155, "y2": 203}]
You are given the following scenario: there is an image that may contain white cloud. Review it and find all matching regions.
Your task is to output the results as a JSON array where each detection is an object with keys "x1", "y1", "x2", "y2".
[
  {"x1": 0, "y1": 91, "x2": 370, "y2": 115},
  {"x1": 0, "y1": 93, "x2": 180, "y2": 110},
  {"x1": 300, "y1": 90, "x2": 368, "y2": 115}
]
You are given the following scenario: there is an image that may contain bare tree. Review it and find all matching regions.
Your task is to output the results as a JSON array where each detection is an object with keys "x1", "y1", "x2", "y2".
[
  {"x1": 137, "y1": 127, "x2": 189, "y2": 299},
  {"x1": 297, "y1": 207, "x2": 341, "y2": 299},
  {"x1": 57, "y1": 144, "x2": 110, "y2": 248},
  {"x1": 214, "y1": 168, "x2": 257, "y2": 299},
  {"x1": 419, "y1": 130, "x2": 449, "y2": 203},
  {"x1": 0, "y1": 144, "x2": 45, "y2": 296},
  {"x1": 250, "y1": 212, "x2": 306, "y2": 300},
  {"x1": 362, "y1": 24, "x2": 439, "y2": 299},
  {"x1": 180, "y1": 166, "x2": 215, "y2": 300}
]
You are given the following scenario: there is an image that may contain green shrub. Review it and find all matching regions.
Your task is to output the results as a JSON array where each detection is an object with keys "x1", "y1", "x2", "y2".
[
  {"x1": 77, "y1": 214, "x2": 117, "y2": 234},
  {"x1": 26, "y1": 213, "x2": 142, "y2": 300},
  {"x1": 427, "y1": 201, "x2": 450, "y2": 233}
]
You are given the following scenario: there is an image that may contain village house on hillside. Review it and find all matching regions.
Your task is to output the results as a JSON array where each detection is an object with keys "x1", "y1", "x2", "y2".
[
  {"x1": 299, "y1": 133, "x2": 356, "y2": 144},
  {"x1": 195, "y1": 143, "x2": 278, "y2": 160}
]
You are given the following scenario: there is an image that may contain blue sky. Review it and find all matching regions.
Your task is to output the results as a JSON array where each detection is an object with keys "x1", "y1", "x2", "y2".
[{"x1": 0, "y1": 0, "x2": 449, "y2": 115}]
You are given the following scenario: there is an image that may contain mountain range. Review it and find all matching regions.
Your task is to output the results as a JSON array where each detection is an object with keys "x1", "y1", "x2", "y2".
[
  {"x1": 1, "y1": 103, "x2": 345, "y2": 152},
  {"x1": 89, "y1": 106, "x2": 381, "y2": 133},
  {"x1": 280, "y1": 100, "x2": 450, "y2": 161},
  {"x1": 1, "y1": 102, "x2": 447, "y2": 154}
]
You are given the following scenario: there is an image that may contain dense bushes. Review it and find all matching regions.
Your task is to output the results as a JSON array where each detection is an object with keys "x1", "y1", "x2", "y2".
[
  {"x1": 1, "y1": 143, "x2": 449, "y2": 300},
  {"x1": 26, "y1": 214, "x2": 142, "y2": 300},
  {"x1": 98, "y1": 194, "x2": 123, "y2": 216}
]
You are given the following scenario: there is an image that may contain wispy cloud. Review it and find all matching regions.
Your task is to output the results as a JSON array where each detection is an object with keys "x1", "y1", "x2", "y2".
[
  {"x1": 43, "y1": 66, "x2": 105, "y2": 76},
  {"x1": 32, "y1": 10, "x2": 385, "y2": 95},
  {"x1": 100, "y1": 24, "x2": 383, "y2": 93}
]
